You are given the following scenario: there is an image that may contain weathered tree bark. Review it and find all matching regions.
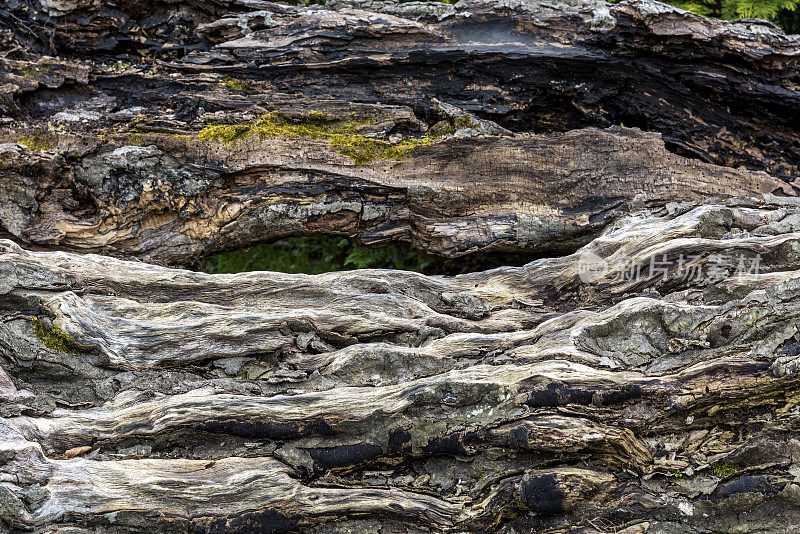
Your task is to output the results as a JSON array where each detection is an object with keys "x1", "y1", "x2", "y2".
[
  {"x1": 2, "y1": 126, "x2": 791, "y2": 265},
  {"x1": 1, "y1": 0, "x2": 798, "y2": 265},
  {"x1": 4, "y1": 198, "x2": 800, "y2": 533},
  {"x1": 2, "y1": 0, "x2": 800, "y2": 532}
]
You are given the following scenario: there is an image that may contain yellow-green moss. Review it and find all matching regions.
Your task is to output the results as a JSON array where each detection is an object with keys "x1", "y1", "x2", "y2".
[
  {"x1": 32, "y1": 318, "x2": 92, "y2": 355},
  {"x1": 21, "y1": 63, "x2": 53, "y2": 80},
  {"x1": 219, "y1": 77, "x2": 254, "y2": 92},
  {"x1": 330, "y1": 134, "x2": 435, "y2": 165},
  {"x1": 197, "y1": 112, "x2": 439, "y2": 165},
  {"x1": 452, "y1": 114, "x2": 479, "y2": 130},
  {"x1": 709, "y1": 462, "x2": 741, "y2": 478},
  {"x1": 131, "y1": 132, "x2": 147, "y2": 145},
  {"x1": 106, "y1": 60, "x2": 133, "y2": 73},
  {"x1": 17, "y1": 132, "x2": 55, "y2": 152},
  {"x1": 197, "y1": 123, "x2": 253, "y2": 144}
]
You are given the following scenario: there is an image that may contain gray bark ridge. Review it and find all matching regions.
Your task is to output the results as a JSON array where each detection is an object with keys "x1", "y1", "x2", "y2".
[
  {"x1": 1, "y1": 0, "x2": 799, "y2": 264},
  {"x1": 1, "y1": 125, "x2": 791, "y2": 265},
  {"x1": 3, "y1": 197, "x2": 800, "y2": 532}
]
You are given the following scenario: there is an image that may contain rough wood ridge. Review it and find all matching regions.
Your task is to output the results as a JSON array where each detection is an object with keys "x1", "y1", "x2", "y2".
[
  {"x1": 2, "y1": 0, "x2": 800, "y2": 532},
  {"x1": 1, "y1": 0, "x2": 799, "y2": 265},
  {"x1": 4, "y1": 198, "x2": 800, "y2": 532}
]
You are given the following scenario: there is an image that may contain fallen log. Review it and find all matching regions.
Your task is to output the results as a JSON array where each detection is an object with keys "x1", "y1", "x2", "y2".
[
  {"x1": 3, "y1": 198, "x2": 800, "y2": 532},
  {"x1": 2, "y1": 0, "x2": 800, "y2": 532},
  {"x1": 1, "y1": 0, "x2": 798, "y2": 265}
]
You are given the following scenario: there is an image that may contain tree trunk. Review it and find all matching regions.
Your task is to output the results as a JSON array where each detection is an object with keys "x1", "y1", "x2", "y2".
[
  {"x1": 1, "y1": 0, "x2": 800, "y2": 533},
  {"x1": 1, "y1": 0, "x2": 798, "y2": 265},
  {"x1": 4, "y1": 198, "x2": 800, "y2": 533}
]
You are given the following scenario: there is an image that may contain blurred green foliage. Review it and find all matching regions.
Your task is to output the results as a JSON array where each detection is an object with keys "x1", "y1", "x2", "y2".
[
  {"x1": 203, "y1": 237, "x2": 435, "y2": 274},
  {"x1": 683, "y1": 0, "x2": 797, "y2": 21},
  {"x1": 621, "y1": 0, "x2": 799, "y2": 32},
  {"x1": 776, "y1": 7, "x2": 800, "y2": 31},
  {"x1": 203, "y1": 237, "x2": 549, "y2": 275}
]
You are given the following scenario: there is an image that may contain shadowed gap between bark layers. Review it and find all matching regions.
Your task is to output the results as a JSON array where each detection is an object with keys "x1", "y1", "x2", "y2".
[{"x1": 200, "y1": 235, "x2": 573, "y2": 275}]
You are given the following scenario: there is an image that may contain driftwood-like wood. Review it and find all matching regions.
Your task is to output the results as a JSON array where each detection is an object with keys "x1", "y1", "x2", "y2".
[
  {"x1": 1, "y1": 0, "x2": 799, "y2": 265},
  {"x1": 2, "y1": 0, "x2": 800, "y2": 532},
  {"x1": 4, "y1": 198, "x2": 800, "y2": 532},
  {"x1": 1, "y1": 126, "x2": 790, "y2": 265}
]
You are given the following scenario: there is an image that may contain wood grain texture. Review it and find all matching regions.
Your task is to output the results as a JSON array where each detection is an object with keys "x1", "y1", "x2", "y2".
[
  {"x1": 2, "y1": 0, "x2": 800, "y2": 532},
  {"x1": 1, "y1": 0, "x2": 798, "y2": 265},
  {"x1": 4, "y1": 198, "x2": 800, "y2": 532}
]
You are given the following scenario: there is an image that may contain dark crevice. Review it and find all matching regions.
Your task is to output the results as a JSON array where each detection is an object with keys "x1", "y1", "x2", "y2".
[{"x1": 661, "y1": 138, "x2": 716, "y2": 164}]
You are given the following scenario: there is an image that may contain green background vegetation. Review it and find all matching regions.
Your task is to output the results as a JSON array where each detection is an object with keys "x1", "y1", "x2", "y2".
[
  {"x1": 202, "y1": 237, "x2": 538, "y2": 275},
  {"x1": 203, "y1": 237, "x2": 436, "y2": 274},
  {"x1": 662, "y1": 0, "x2": 799, "y2": 32}
]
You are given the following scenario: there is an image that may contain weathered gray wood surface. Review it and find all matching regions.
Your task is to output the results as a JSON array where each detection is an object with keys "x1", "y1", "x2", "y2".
[{"x1": 4, "y1": 198, "x2": 800, "y2": 532}]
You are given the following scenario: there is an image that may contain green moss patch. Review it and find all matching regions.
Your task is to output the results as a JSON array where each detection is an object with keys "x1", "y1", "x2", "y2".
[
  {"x1": 197, "y1": 112, "x2": 441, "y2": 165},
  {"x1": 219, "y1": 77, "x2": 254, "y2": 93},
  {"x1": 709, "y1": 462, "x2": 742, "y2": 478},
  {"x1": 17, "y1": 132, "x2": 55, "y2": 152},
  {"x1": 32, "y1": 318, "x2": 92, "y2": 354},
  {"x1": 20, "y1": 63, "x2": 53, "y2": 80},
  {"x1": 204, "y1": 236, "x2": 435, "y2": 275}
]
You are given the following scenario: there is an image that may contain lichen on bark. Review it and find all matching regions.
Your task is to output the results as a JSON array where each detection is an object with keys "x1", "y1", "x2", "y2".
[{"x1": 197, "y1": 111, "x2": 440, "y2": 165}]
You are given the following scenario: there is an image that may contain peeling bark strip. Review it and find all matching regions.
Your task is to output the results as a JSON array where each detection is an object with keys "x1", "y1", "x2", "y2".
[
  {"x1": 1, "y1": 0, "x2": 799, "y2": 265},
  {"x1": 1, "y1": 126, "x2": 791, "y2": 265},
  {"x1": 3, "y1": 199, "x2": 800, "y2": 532}
]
